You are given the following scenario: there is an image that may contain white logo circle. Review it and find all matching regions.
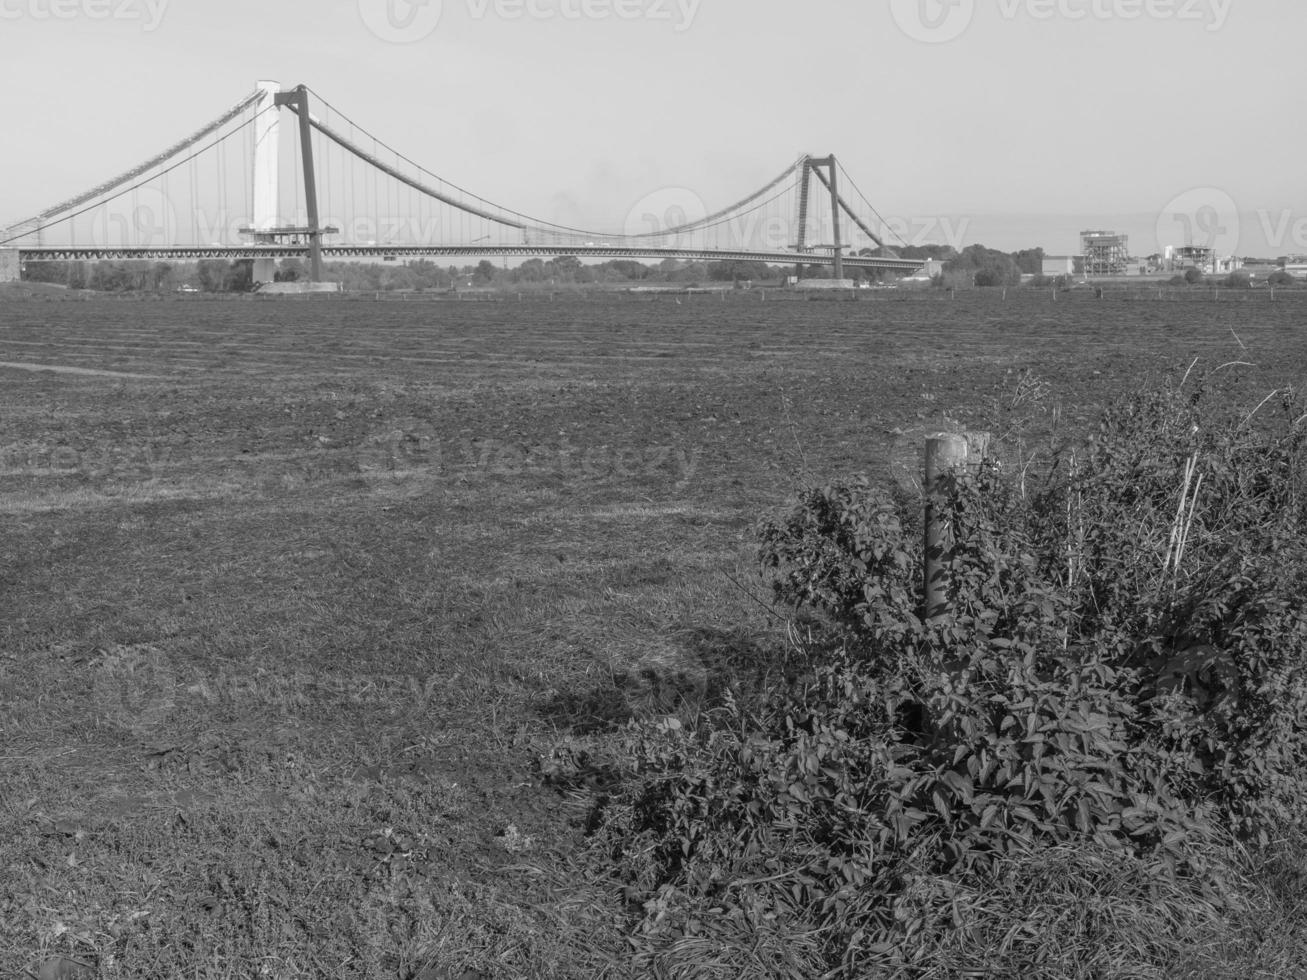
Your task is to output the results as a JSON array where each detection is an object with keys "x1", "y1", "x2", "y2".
[
  {"x1": 88, "y1": 186, "x2": 179, "y2": 248},
  {"x1": 1156, "y1": 187, "x2": 1241, "y2": 257},
  {"x1": 358, "y1": 0, "x2": 443, "y2": 43},
  {"x1": 889, "y1": 0, "x2": 976, "y2": 44},
  {"x1": 623, "y1": 187, "x2": 709, "y2": 248}
]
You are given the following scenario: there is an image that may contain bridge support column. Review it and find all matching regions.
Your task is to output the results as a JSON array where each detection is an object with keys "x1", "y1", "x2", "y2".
[
  {"x1": 0, "y1": 248, "x2": 19, "y2": 283},
  {"x1": 251, "y1": 79, "x2": 281, "y2": 285},
  {"x1": 805, "y1": 155, "x2": 846, "y2": 284},
  {"x1": 826, "y1": 158, "x2": 844, "y2": 281},
  {"x1": 794, "y1": 158, "x2": 811, "y2": 280},
  {"x1": 274, "y1": 85, "x2": 325, "y2": 283}
]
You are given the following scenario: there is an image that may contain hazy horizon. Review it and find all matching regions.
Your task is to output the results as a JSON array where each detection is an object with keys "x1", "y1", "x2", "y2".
[{"x1": 2, "y1": 0, "x2": 1303, "y2": 258}]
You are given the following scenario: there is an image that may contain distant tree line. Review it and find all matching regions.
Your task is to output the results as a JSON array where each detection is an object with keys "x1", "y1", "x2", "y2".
[
  {"x1": 22, "y1": 246, "x2": 1305, "y2": 294},
  {"x1": 850, "y1": 243, "x2": 1043, "y2": 288},
  {"x1": 20, "y1": 255, "x2": 795, "y2": 293},
  {"x1": 23, "y1": 258, "x2": 252, "y2": 292}
]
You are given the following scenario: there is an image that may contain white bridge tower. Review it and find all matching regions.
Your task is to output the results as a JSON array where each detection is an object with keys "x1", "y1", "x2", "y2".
[{"x1": 250, "y1": 79, "x2": 281, "y2": 285}]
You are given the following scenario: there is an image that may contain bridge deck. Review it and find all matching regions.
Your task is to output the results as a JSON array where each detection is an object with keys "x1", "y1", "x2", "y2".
[{"x1": 11, "y1": 243, "x2": 926, "y2": 272}]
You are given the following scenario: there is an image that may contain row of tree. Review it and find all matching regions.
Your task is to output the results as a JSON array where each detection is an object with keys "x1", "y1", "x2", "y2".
[
  {"x1": 22, "y1": 259, "x2": 252, "y2": 293},
  {"x1": 23, "y1": 246, "x2": 1305, "y2": 294},
  {"x1": 934, "y1": 244, "x2": 1041, "y2": 287},
  {"x1": 20, "y1": 255, "x2": 866, "y2": 293}
]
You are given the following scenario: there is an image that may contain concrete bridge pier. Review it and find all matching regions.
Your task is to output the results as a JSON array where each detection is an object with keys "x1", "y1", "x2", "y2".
[
  {"x1": 0, "y1": 248, "x2": 19, "y2": 283},
  {"x1": 251, "y1": 79, "x2": 281, "y2": 285}
]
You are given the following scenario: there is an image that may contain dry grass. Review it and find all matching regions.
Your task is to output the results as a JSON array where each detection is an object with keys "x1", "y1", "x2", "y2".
[{"x1": 4, "y1": 293, "x2": 1307, "y2": 976}]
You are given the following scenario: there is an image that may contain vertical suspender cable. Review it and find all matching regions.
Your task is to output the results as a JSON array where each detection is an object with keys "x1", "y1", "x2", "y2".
[
  {"x1": 218, "y1": 122, "x2": 225, "y2": 239},
  {"x1": 322, "y1": 109, "x2": 331, "y2": 234},
  {"x1": 215, "y1": 130, "x2": 223, "y2": 244},
  {"x1": 242, "y1": 110, "x2": 250, "y2": 229},
  {"x1": 292, "y1": 117, "x2": 302, "y2": 228}
]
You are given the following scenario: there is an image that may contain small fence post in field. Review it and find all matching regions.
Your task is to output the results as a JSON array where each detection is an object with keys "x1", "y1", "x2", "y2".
[{"x1": 923, "y1": 432, "x2": 990, "y2": 623}]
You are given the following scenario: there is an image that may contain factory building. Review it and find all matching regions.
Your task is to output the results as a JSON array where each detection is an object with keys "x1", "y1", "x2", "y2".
[{"x1": 1080, "y1": 230, "x2": 1130, "y2": 276}]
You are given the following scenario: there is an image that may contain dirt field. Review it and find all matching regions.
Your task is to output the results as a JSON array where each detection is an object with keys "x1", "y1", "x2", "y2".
[{"x1": 3, "y1": 291, "x2": 1307, "y2": 978}]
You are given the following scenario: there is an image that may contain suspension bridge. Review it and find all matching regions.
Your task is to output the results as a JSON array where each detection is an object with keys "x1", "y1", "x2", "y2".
[{"x1": 0, "y1": 82, "x2": 928, "y2": 286}]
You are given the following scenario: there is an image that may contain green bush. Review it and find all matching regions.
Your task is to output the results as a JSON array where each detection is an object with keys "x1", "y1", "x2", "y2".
[
  {"x1": 593, "y1": 373, "x2": 1307, "y2": 974},
  {"x1": 973, "y1": 269, "x2": 1009, "y2": 287}
]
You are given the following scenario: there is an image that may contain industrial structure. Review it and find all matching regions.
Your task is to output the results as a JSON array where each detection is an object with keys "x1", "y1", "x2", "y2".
[
  {"x1": 1165, "y1": 245, "x2": 1216, "y2": 274},
  {"x1": 1080, "y1": 230, "x2": 1130, "y2": 276}
]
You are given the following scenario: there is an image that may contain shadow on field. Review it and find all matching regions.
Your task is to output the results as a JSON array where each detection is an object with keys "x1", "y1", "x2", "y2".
[{"x1": 536, "y1": 627, "x2": 783, "y2": 736}]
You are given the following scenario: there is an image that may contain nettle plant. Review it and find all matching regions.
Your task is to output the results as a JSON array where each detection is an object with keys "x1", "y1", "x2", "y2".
[{"x1": 596, "y1": 372, "x2": 1307, "y2": 968}]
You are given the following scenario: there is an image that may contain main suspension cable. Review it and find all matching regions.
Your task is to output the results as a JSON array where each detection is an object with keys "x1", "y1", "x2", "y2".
[
  {"x1": 3, "y1": 88, "x2": 264, "y2": 234},
  {"x1": 0, "y1": 102, "x2": 277, "y2": 246},
  {"x1": 836, "y1": 159, "x2": 909, "y2": 250}
]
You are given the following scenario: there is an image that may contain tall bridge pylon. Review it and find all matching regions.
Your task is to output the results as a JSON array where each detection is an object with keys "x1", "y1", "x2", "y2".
[
  {"x1": 249, "y1": 80, "x2": 280, "y2": 283},
  {"x1": 792, "y1": 154, "x2": 890, "y2": 281},
  {"x1": 245, "y1": 81, "x2": 331, "y2": 282}
]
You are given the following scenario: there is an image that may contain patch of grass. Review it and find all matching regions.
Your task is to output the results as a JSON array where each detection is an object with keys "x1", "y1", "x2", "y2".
[{"x1": 5, "y1": 295, "x2": 1307, "y2": 975}]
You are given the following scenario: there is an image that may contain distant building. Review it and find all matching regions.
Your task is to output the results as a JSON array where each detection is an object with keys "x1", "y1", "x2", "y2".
[
  {"x1": 898, "y1": 258, "x2": 944, "y2": 284},
  {"x1": 1081, "y1": 230, "x2": 1130, "y2": 276},
  {"x1": 1042, "y1": 256, "x2": 1074, "y2": 277},
  {"x1": 1242, "y1": 260, "x2": 1279, "y2": 278},
  {"x1": 1166, "y1": 245, "x2": 1213, "y2": 273},
  {"x1": 1160, "y1": 246, "x2": 1241, "y2": 275}
]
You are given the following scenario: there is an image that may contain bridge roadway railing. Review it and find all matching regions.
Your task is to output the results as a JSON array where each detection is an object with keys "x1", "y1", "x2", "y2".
[{"x1": 11, "y1": 243, "x2": 927, "y2": 273}]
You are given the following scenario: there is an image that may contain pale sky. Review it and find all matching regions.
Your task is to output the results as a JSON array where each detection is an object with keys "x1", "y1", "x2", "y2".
[{"x1": 1, "y1": 0, "x2": 1303, "y2": 255}]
